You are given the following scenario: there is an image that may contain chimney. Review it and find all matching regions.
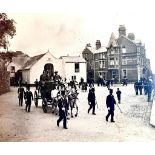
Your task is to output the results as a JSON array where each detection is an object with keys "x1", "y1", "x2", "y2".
[
  {"x1": 128, "y1": 33, "x2": 135, "y2": 40},
  {"x1": 96, "y1": 40, "x2": 101, "y2": 50},
  {"x1": 118, "y1": 25, "x2": 126, "y2": 37}
]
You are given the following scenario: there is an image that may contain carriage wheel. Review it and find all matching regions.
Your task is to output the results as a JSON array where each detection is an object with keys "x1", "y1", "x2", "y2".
[{"x1": 34, "y1": 91, "x2": 38, "y2": 107}]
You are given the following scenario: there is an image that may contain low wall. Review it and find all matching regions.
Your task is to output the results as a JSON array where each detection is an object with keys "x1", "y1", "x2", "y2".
[{"x1": 0, "y1": 70, "x2": 10, "y2": 95}]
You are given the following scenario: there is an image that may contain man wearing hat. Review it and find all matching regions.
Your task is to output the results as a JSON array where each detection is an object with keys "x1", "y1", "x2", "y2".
[
  {"x1": 57, "y1": 94, "x2": 68, "y2": 129},
  {"x1": 106, "y1": 89, "x2": 116, "y2": 122},
  {"x1": 88, "y1": 87, "x2": 96, "y2": 115}
]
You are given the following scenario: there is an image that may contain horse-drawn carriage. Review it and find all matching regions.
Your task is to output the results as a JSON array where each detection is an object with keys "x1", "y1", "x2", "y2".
[
  {"x1": 34, "y1": 69, "x2": 79, "y2": 117},
  {"x1": 34, "y1": 80, "x2": 58, "y2": 113}
]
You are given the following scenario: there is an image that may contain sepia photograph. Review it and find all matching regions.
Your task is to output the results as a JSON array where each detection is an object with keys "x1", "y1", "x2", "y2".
[{"x1": 0, "y1": 1, "x2": 155, "y2": 151}]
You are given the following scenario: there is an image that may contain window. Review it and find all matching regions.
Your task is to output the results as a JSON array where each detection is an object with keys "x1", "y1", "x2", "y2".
[
  {"x1": 99, "y1": 60, "x2": 106, "y2": 68},
  {"x1": 122, "y1": 58, "x2": 127, "y2": 65},
  {"x1": 75, "y1": 63, "x2": 79, "y2": 72},
  {"x1": 10, "y1": 66, "x2": 15, "y2": 73},
  {"x1": 99, "y1": 53, "x2": 103, "y2": 59},
  {"x1": 122, "y1": 46, "x2": 126, "y2": 53},
  {"x1": 71, "y1": 76, "x2": 76, "y2": 80},
  {"x1": 111, "y1": 50, "x2": 114, "y2": 54},
  {"x1": 112, "y1": 70, "x2": 116, "y2": 78},
  {"x1": 110, "y1": 58, "x2": 114, "y2": 65}
]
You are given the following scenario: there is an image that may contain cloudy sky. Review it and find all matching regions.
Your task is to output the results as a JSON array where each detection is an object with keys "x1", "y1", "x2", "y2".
[{"x1": 1, "y1": 0, "x2": 155, "y2": 72}]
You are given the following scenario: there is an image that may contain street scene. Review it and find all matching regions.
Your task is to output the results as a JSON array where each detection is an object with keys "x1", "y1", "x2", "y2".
[
  {"x1": 1, "y1": 0, "x2": 155, "y2": 144},
  {"x1": 0, "y1": 84, "x2": 154, "y2": 142}
]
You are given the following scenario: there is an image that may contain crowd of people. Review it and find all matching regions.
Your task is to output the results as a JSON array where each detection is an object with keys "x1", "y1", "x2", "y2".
[{"x1": 17, "y1": 71, "x2": 154, "y2": 130}]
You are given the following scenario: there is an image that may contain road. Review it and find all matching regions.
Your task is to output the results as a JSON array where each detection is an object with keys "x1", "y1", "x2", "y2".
[{"x1": 0, "y1": 84, "x2": 155, "y2": 142}]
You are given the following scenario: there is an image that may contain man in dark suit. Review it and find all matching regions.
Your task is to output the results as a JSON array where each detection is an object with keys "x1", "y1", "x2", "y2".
[
  {"x1": 25, "y1": 86, "x2": 33, "y2": 112},
  {"x1": 88, "y1": 88, "x2": 96, "y2": 115},
  {"x1": 18, "y1": 85, "x2": 25, "y2": 106},
  {"x1": 106, "y1": 89, "x2": 116, "y2": 122},
  {"x1": 57, "y1": 94, "x2": 68, "y2": 129}
]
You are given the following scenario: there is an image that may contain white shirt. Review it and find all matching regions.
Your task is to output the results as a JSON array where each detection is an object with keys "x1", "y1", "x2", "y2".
[{"x1": 51, "y1": 89, "x2": 59, "y2": 98}]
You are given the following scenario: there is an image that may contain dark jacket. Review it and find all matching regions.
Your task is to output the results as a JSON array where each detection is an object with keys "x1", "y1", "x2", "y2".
[
  {"x1": 25, "y1": 91, "x2": 33, "y2": 104},
  {"x1": 116, "y1": 90, "x2": 121, "y2": 97},
  {"x1": 18, "y1": 87, "x2": 25, "y2": 98},
  {"x1": 58, "y1": 98, "x2": 66, "y2": 117},
  {"x1": 106, "y1": 94, "x2": 116, "y2": 110},
  {"x1": 88, "y1": 91, "x2": 96, "y2": 103}
]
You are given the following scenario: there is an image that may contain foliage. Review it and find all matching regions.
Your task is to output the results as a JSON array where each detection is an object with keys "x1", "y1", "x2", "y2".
[{"x1": 0, "y1": 13, "x2": 16, "y2": 48}]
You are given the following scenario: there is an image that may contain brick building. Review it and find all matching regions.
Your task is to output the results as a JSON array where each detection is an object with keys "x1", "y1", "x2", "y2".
[{"x1": 82, "y1": 25, "x2": 151, "y2": 83}]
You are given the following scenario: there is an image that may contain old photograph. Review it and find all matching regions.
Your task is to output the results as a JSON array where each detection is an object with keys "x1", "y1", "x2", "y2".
[{"x1": 0, "y1": 0, "x2": 155, "y2": 144}]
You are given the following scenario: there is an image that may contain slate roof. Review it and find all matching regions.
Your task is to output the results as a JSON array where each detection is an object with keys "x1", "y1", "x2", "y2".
[{"x1": 22, "y1": 53, "x2": 46, "y2": 70}]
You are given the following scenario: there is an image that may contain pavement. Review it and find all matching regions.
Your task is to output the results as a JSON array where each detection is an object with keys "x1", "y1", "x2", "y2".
[{"x1": 0, "y1": 84, "x2": 155, "y2": 142}]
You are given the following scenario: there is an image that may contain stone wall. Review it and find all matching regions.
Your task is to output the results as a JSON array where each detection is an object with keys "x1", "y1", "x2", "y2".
[{"x1": 0, "y1": 70, "x2": 10, "y2": 95}]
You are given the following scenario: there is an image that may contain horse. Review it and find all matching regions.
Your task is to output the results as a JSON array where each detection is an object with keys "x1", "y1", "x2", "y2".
[{"x1": 68, "y1": 90, "x2": 79, "y2": 118}]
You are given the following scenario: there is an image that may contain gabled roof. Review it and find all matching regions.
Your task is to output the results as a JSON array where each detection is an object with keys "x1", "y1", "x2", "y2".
[
  {"x1": 60, "y1": 56, "x2": 86, "y2": 63},
  {"x1": 107, "y1": 32, "x2": 118, "y2": 48},
  {"x1": 22, "y1": 53, "x2": 46, "y2": 70}
]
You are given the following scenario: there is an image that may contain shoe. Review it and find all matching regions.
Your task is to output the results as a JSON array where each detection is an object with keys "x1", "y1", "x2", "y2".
[
  {"x1": 88, "y1": 109, "x2": 89, "y2": 114},
  {"x1": 106, "y1": 117, "x2": 108, "y2": 122},
  {"x1": 111, "y1": 120, "x2": 115, "y2": 123},
  {"x1": 63, "y1": 127, "x2": 68, "y2": 129},
  {"x1": 57, "y1": 121, "x2": 59, "y2": 127},
  {"x1": 92, "y1": 113, "x2": 96, "y2": 115}
]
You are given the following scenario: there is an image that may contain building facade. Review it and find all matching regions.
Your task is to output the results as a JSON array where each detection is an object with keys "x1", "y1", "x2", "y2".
[
  {"x1": 21, "y1": 51, "x2": 86, "y2": 84},
  {"x1": 82, "y1": 25, "x2": 151, "y2": 83}
]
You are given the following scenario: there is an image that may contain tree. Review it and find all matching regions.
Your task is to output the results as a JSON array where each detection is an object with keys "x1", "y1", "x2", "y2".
[{"x1": 0, "y1": 13, "x2": 16, "y2": 49}]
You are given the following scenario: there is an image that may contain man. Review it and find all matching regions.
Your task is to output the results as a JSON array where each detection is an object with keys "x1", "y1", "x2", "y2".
[
  {"x1": 18, "y1": 85, "x2": 25, "y2": 106},
  {"x1": 138, "y1": 80, "x2": 143, "y2": 95},
  {"x1": 134, "y1": 81, "x2": 139, "y2": 95},
  {"x1": 116, "y1": 88, "x2": 121, "y2": 104},
  {"x1": 88, "y1": 88, "x2": 96, "y2": 115},
  {"x1": 57, "y1": 94, "x2": 68, "y2": 129},
  {"x1": 106, "y1": 89, "x2": 116, "y2": 122},
  {"x1": 25, "y1": 86, "x2": 33, "y2": 112},
  {"x1": 34, "y1": 79, "x2": 39, "y2": 90}
]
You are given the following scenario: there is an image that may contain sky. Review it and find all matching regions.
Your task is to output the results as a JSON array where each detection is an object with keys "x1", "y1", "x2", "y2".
[{"x1": 0, "y1": 0, "x2": 155, "y2": 72}]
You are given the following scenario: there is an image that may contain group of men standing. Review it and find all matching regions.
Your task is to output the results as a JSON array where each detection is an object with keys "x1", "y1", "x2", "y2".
[
  {"x1": 18, "y1": 85, "x2": 33, "y2": 112},
  {"x1": 134, "y1": 78, "x2": 154, "y2": 102}
]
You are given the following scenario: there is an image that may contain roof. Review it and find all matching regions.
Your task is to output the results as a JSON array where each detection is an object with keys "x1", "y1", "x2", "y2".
[
  {"x1": 86, "y1": 46, "x2": 107, "y2": 54},
  {"x1": 22, "y1": 53, "x2": 46, "y2": 70},
  {"x1": 107, "y1": 32, "x2": 118, "y2": 48},
  {"x1": 94, "y1": 46, "x2": 107, "y2": 54},
  {"x1": 12, "y1": 56, "x2": 30, "y2": 67},
  {"x1": 60, "y1": 56, "x2": 86, "y2": 63},
  {"x1": 86, "y1": 46, "x2": 96, "y2": 53}
]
